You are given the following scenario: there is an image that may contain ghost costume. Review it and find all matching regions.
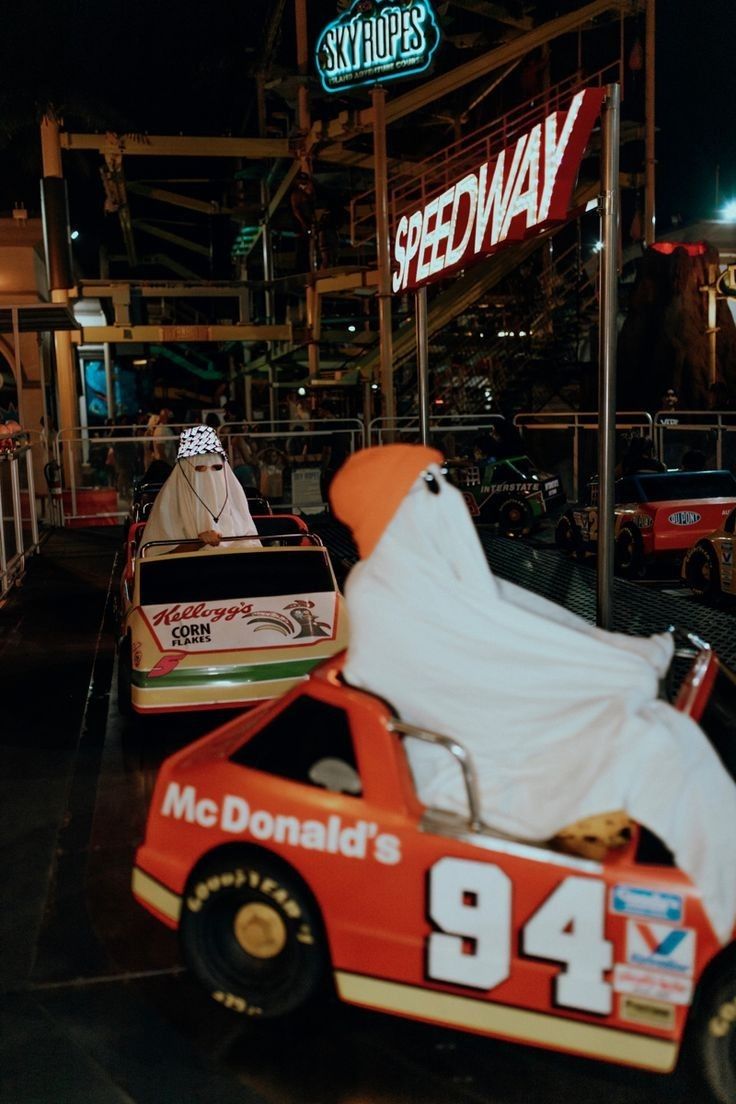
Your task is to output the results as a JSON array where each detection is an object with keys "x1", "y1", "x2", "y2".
[
  {"x1": 331, "y1": 446, "x2": 736, "y2": 944},
  {"x1": 141, "y1": 425, "x2": 260, "y2": 556}
]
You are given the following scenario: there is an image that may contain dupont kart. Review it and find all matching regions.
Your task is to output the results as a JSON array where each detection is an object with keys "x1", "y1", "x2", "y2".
[
  {"x1": 117, "y1": 514, "x2": 347, "y2": 714},
  {"x1": 556, "y1": 470, "x2": 736, "y2": 577},
  {"x1": 447, "y1": 455, "x2": 564, "y2": 536},
  {"x1": 133, "y1": 634, "x2": 736, "y2": 1103},
  {"x1": 682, "y1": 506, "x2": 736, "y2": 603}
]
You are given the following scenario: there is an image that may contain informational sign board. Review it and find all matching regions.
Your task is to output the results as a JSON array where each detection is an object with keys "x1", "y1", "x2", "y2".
[
  {"x1": 315, "y1": 0, "x2": 441, "y2": 93},
  {"x1": 392, "y1": 87, "x2": 605, "y2": 292}
]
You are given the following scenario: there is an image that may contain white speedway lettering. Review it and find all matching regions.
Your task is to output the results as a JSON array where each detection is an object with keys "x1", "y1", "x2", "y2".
[
  {"x1": 393, "y1": 88, "x2": 603, "y2": 292},
  {"x1": 161, "y1": 782, "x2": 402, "y2": 865},
  {"x1": 152, "y1": 601, "x2": 254, "y2": 626}
]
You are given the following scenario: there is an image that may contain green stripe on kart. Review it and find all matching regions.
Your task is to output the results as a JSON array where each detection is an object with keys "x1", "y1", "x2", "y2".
[{"x1": 132, "y1": 657, "x2": 319, "y2": 689}]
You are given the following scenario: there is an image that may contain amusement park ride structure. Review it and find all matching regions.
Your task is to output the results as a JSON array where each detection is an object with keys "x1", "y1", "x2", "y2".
[{"x1": 33, "y1": 0, "x2": 651, "y2": 442}]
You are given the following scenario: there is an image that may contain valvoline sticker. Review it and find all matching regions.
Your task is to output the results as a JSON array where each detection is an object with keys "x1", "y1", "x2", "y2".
[
  {"x1": 667, "y1": 510, "x2": 701, "y2": 526},
  {"x1": 626, "y1": 922, "x2": 695, "y2": 974}
]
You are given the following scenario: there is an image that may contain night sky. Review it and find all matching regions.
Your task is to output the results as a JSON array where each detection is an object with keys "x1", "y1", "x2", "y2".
[{"x1": 1, "y1": 1, "x2": 734, "y2": 232}]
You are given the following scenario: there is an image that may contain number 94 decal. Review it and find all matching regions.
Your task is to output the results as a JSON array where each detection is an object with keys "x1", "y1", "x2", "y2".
[{"x1": 427, "y1": 858, "x2": 613, "y2": 1014}]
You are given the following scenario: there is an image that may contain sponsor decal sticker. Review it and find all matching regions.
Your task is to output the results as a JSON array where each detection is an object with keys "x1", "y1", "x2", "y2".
[
  {"x1": 610, "y1": 884, "x2": 683, "y2": 923},
  {"x1": 160, "y1": 782, "x2": 402, "y2": 865},
  {"x1": 722, "y1": 542, "x2": 733, "y2": 566},
  {"x1": 626, "y1": 921, "x2": 695, "y2": 974},
  {"x1": 619, "y1": 994, "x2": 676, "y2": 1030},
  {"x1": 144, "y1": 592, "x2": 336, "y2": 652},
  {"x1": 667, "y1": 510, "x2": 701, "y2": 526},
  {"x1": 613, "y1": 964, "x2": 693, "y2": 1006}
]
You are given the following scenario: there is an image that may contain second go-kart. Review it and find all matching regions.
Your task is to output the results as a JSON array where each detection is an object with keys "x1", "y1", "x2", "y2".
[
  {"x1": 133, "y1": 631, "x2": 736, "y2": 1104},
  {"x1": 117, "y1": 514, "x2": 347, "y2": 714}
]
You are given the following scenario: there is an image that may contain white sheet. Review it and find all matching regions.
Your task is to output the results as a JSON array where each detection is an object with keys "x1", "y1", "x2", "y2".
[
  {"x1": 142, "y1": 459, "x2": 260, "y2": 555},
  {"x1": 343, "y1": 464, "x2": 736, "y2": 943}
]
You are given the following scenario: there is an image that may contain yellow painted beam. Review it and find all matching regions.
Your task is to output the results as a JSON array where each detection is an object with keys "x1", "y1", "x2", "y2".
[{"x1": 73, "y1": 324, "x2": 292, "y2": 344}]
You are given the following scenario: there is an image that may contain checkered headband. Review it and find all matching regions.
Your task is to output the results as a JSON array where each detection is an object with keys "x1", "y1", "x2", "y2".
[{"x1": 176, "y1": 425, "x2": 226, "y2": 460}]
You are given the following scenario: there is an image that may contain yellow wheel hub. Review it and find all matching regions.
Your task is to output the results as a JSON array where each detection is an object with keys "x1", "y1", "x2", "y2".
[{"x1": 233, "y1": 902, "x2": 287, "y2": 958}]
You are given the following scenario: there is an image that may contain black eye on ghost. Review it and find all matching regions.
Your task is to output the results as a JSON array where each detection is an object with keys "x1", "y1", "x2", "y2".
[{"x1": 192, "y1": 463, "x2": 223, "y2": 472}]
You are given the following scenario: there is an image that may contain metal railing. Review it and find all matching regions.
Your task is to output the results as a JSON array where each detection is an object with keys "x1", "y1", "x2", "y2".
[
  {"x1": 369, "y1": 413, "x2": 504, "y2": 450},
  {"x1": 0, "y1": 440, "x2": 40, "y2": 602},
  {"x1": 513, "y1": 411, "x2": 653, "y2": 503},
  {"x1": 653, "y1": 410, "x2": 736, "y2": 473},
  {"x1": 52, "y1": 418, "x2": 367, "y2": 525}
]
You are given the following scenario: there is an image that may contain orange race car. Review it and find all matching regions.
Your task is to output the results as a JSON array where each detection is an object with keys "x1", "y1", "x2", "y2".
[
  {"x1": 556, "y1": 470, "x2": 736, "y2": 577},
  {"x1": 133, "y1": 640, "x2": 736, "y2": 1103}
]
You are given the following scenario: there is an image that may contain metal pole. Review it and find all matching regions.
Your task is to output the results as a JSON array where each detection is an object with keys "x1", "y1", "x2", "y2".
[
  {"x1": 644, "y1": 0, "x2": 655, "y2": 246},
  {"x1": 707, "y1": 263, "x2": 718, "y2": 386},
  {"x1": 11, "y1": 307, "x2": 25, "y2": 426},
  {"x1": 41, "y1": 114, "x2": 78, "y2": 491},
  {"x1": 372, "y1": 86, "x2": 395, "y2": 435},
  {"x1": 596, "y1": 83, "x2": 620, "y2": 630},
  {"x1": 416, "y1": 287, "x2": 430, "y2": 446}
]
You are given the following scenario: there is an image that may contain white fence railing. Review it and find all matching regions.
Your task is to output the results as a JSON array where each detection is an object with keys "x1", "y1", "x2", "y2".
[
  {"x1": 52, "y1": 418, "x2": 367, "y2": 525},
  {"x1": 0, "y1": 440, "x2": 40, "y2": 602}
]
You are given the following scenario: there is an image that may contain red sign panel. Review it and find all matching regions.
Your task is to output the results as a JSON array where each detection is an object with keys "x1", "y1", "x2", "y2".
[{"x1": 392, "y1": 87, "x2": 605, "y2": 293}]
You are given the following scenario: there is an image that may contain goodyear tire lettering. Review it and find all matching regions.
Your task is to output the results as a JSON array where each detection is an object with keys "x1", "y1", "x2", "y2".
[{"x1": 709, "y1": 996, "x2": 736, "y2": 1038}]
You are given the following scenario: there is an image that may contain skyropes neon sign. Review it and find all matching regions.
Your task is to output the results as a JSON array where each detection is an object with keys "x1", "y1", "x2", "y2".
[
  {"x1": 392, "y1": 87, "x2": 605, "y2": 292},
  {"x1": 315, "y1": 0, "x2": 441, "y2": 93}
]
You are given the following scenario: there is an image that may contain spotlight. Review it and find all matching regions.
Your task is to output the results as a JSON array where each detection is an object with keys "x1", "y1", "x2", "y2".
[
  {"x1": 297, "y1": 386, "x2": 307, "y2": 396},
  {"x1": 347, "y1": 324, "x2": 357, "y2": 333},
  {"x1": 70, "y1": 230, "x2": 80, "y2": 240}
]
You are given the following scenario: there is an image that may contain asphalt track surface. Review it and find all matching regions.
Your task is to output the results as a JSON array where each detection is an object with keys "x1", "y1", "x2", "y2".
[{"x1": 3, "y1": 520, "x2": 734, "y2": 1103}]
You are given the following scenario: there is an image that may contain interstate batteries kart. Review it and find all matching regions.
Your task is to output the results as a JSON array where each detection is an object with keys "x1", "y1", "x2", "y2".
[
  {"x1": 117, "y1": 515, "x2": 347, "y2": 714},
  {"x1": 446, "y1": 454, "x2": 565, "y2": 536},
  {"x1": 682, "y1": 506, "x2": 736, "y2": 603},
  {"x1": 556, "y1": 470, "x2": 736, "y2": 577},
  {"x1": 133, "y1": 637, "x2": 736, "y2": 1103}
]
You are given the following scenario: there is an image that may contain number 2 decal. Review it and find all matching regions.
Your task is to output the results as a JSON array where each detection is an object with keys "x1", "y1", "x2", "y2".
[{"x1": 428, "y1": 858, "x2": 613, "y2": 1014}]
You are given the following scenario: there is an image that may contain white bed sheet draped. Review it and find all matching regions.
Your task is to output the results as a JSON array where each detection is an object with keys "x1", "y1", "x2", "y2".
[
  {"x1": 343, "y1": 465, "x2": 736, "y2": 943},
  {"x1": 142, "y1": 462, "x2": 260, "y2": 555}
]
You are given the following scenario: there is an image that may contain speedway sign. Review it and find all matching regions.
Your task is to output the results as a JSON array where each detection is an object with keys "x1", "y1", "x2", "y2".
[
  {"x1": 315, "y1": 0, "x2": 441, "y2": 93},
  {"x1": 392, "y1": 87, "x2": 604, "y2": 292}
]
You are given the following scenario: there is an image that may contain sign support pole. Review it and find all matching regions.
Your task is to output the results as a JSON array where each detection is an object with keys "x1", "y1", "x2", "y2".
[
  {"x1": 596, "y1": 83, "x2": 620, "y2": 630},
  {"x1": 416, "y1": 286, "x2": 430, "y2": 445},
  {"x1": 372, "y1": 86, "x2": 395, "y2": 436}
]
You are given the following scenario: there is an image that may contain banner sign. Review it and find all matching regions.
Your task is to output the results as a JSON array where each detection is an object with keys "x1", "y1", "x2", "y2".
[
  {"x1": 392, "y1": 87, "x2": 605, "y2": 292},
  {"x1": 143, "y1": 593, "x2": 337, "y2": 653},
  {"x1": 315, "y1": 0, "x2": 441, "y2": 93}
]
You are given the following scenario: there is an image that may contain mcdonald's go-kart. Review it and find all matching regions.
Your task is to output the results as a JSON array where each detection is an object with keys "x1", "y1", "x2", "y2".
[
  {"x1": 556, "y1": 470, "x2": 736, "y2": 577},
  {"x1": 133, "y1": 635, "x2": 736, "y2": 1103},
  {"x1": 682, "y1": 506, "x2": 736, "y2": 603},
  {"x1": 116, "y1": 515, "x2": 347, "y2": 714},
  {"x1": 447, "y1": 455, "x2": 565, "y2": 537}
]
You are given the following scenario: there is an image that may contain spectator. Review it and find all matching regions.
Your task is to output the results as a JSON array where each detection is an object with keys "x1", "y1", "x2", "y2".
[
  {"x1": 616, "y1": 436, "x2": 666, "y2": 478},
  {"x1": 290, "y1": 172, "x2": 317, "y2": 273},
  {"x1": 152, "y1": 408, "x2": 177, "y2": 468},
  {"x1": 680, "y1": 448, "x2": 707, "y2": 472}
]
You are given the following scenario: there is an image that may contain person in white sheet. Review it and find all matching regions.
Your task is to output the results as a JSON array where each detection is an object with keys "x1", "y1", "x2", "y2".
[
  {"x1": 329, "y1": 444, "x2": 736, "y2": 945},
  {"x1": 141, "y1": 424, "x2": 260, "y2": 556}
]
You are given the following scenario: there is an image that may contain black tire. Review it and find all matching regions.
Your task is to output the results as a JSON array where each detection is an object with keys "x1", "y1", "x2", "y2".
[
  {"x1": 614, "y1": 524, "x2": 646, "y2": 578},
  {"x1": 496, "y1": 497, "x2": 533, "y2": 538},
  {"x1": 116, "y1": 635, "x2": 133, "y2": 717},
  {"x1": 180, "y1": 851, "x2": 327, "y2": 1018},
  {"x1": 688, "y1": 951, "x2": 736, "y2": 1103},
  {"x1": 684, "y1": 543, "x2": 721, "y2": 602},
  {"x1": 555, "y1": 513, "x2": 584, "y2": 557}
]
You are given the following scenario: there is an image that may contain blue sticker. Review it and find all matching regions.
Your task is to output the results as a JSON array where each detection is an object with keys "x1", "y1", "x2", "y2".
[{"x1": 610, "y1": 884, "x2": 683, "y2": 923}]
